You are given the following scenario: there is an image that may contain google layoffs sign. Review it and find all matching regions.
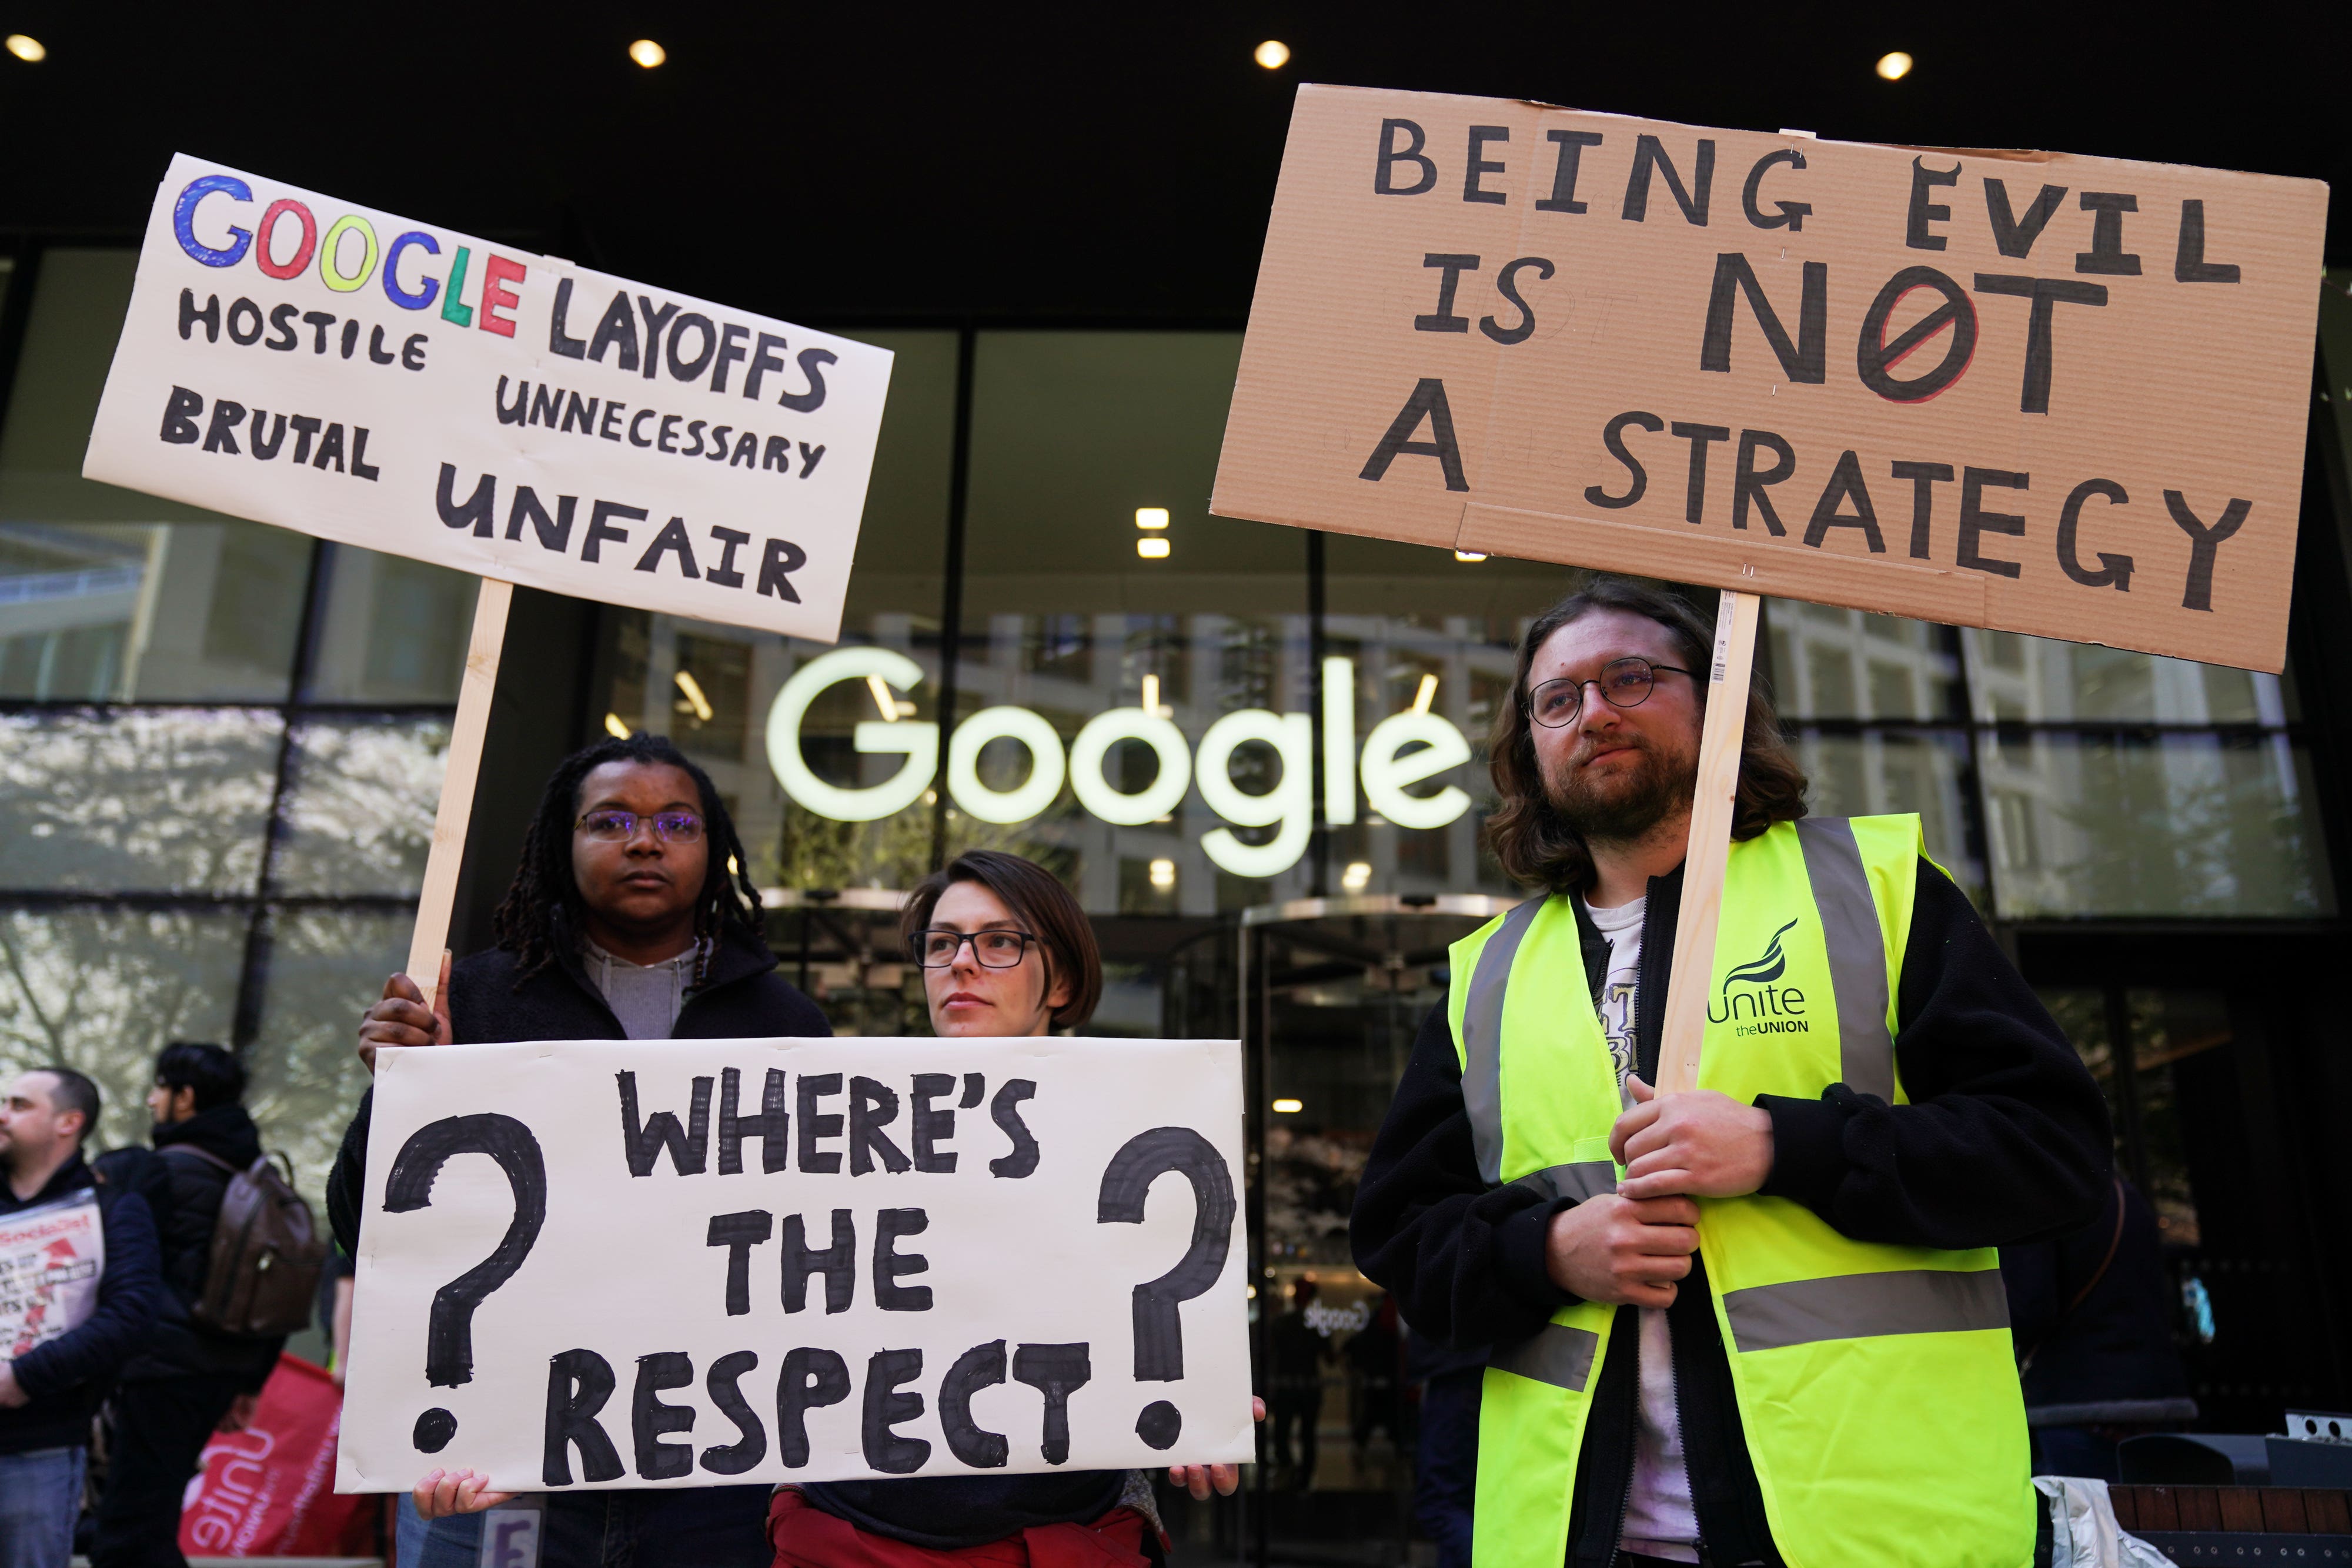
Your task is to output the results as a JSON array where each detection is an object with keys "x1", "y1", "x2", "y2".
[{"x1": 766, "y1": 648, "x2": 1478, "y2": 878}]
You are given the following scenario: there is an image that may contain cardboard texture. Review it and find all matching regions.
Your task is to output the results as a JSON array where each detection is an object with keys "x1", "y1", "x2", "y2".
[
  {"x1": 1214, "y1": 86, "x2": 2330, "y2": 671},
  {"x1": 86, "y1": 155, "x2": 893, "y2": 643},
  {"x1": 339, "y1": 1036, "x2": 1254, "y2": 1493}
]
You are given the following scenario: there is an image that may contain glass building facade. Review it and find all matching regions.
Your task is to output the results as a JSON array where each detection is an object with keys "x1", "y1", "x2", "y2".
[{"x1": 5, "y1": 242, "x2": 2351, "y2": 1554}]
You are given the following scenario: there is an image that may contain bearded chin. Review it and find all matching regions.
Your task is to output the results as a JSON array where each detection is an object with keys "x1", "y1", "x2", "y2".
[{"x1": 1544, "y1": 745, "x2": 1699, "y2": 844}]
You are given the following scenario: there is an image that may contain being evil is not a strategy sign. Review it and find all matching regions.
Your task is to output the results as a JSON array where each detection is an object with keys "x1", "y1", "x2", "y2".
[
  {"x1": 84, "y1": 154, "x2": 892, "y2": 643},
  {"x1": 336, "y1": 1037, "x2": 1253, "y2": 1493}
]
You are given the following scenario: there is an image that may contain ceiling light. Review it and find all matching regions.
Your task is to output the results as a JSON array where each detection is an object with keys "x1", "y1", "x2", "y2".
[
  {"x1": 1875, "y1": 51, "x2": 1912, "y2": 81},
  {"x1": 1137, "y1": 537, "x2": 1170, "y2": 559},
  {"x1": 5, "y1": 35, "x2": 44, "y2": 62},
  {"x1": 1272, "y1": 1097, "x2": 1304, "y2": 1114},
  {"x1": 1135, "y1": 507, "x2": 1169, "y2": 530},
  {"x1": 603, "y1": 712, "x2": 632, "y2": 740},
  {"x1": 1255, "y1": 40, "x2": 1289, "y2": 69},
  {"x1": 1342, "y1": 861, "x2": 1372, "y2": 892},
  {"x1": 1411, "y1": 673, "x2": 1438, "y2": 714},
  {"x1": 866, "y1": 673, "x2": 901, "y2": 723},
  {"x1": 1149, "y1": 858, "x2": 1176, "y2": 890},
  {"x1": 1454, "y1": 550, "x2": 1487, "y2": 563},
  {"x1": 673, "y1": 669, "x2": 713, "y2": 721},
  {"x1": 629, "y1": 38, "x2": 666, "y2": 68}
]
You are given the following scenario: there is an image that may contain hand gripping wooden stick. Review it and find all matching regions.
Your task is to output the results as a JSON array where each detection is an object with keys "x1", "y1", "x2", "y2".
[
  {"x1": 405, "y1": 577, "x2": 513, "y2": 1010},
  {"x1": 1654, "y1": 590, "x2": 1760, "y2": 1097}
]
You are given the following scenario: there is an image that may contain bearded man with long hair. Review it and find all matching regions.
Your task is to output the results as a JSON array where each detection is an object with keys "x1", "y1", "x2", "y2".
[{"x1": 1351, "y1": 577, "x2": 2110, "y2": 1568}]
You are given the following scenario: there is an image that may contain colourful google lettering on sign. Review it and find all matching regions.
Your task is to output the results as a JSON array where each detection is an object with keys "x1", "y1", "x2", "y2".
[{"x1": 171, "y1": 174, "x2": 527, "y2": 335}]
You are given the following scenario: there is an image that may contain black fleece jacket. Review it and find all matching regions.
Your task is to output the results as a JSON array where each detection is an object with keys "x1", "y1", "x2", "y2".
[
  {"x1": 121, "y1": 1104, "x2": 284, "y2": 1388},
  {"x1": 328, "y1": 920, "x2": 830, "y2": 1255},
  {"x1": 1350, "y1": 856, "x2": 2110, "y2": 1568}
]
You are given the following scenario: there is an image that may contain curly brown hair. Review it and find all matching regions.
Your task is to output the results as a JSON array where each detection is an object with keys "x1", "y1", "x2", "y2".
[{"x1": 1485, "y1": 579, "x2": 1808, "y2": 895}]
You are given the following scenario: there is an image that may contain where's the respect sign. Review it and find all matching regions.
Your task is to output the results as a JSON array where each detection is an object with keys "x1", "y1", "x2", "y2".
[
  {"x1": 84, "y1": 153, "x2": 891, "y2": 642},
  {"x1": 1214, "y1": 87, "x2": 2330, "y2": 671},
  {"x1": 338, "y1": 1037, "x2": 1252, "y2": 1493}
]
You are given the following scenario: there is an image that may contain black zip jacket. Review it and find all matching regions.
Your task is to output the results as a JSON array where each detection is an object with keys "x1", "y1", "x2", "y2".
[
  {"x1": 119, "y1": 1104, "x2": 285, "y2": 1388},
  {"x1": 1, "y1": 1154, "x2": 161, "y2": 1455},
  {"x1": 1350, "y1": 857, "x2": 2110, "y2": 1567},
  {"x1": 328, "y1": 920, "x2": 830, "y2": 1256}
]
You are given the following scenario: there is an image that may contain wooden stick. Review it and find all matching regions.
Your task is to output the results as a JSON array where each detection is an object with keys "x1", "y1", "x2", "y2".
[
  {"x1": 407, "y1": 577, "x2": 513, "y2": 1009},
  {"x1": 1655, "y1": 589, "x2": 1760, "y2": 1096}
]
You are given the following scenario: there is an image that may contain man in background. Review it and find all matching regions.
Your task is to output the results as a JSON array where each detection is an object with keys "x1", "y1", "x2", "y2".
[
  {"x1": 0, "y1": 1068, "x2": 159, "y2": 1568},
  {"x1": 92, "y1": 1044, "x2": 284, "y2": 1568}
]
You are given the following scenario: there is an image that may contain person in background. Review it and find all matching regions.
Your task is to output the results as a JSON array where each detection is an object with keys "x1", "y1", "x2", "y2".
[
  {"x1": 2003, "y1": 1176, "x2": 2197, "y2": 1482},
  {"x1": 332, "y1": 733, "x2": 833, "y2": 1568},
  {"x1": 0, "y1": 1069, "x2": 159, "y2": 1568},
  {"x1": 1266, "y1": 1277, "x2": 1331, "y2": 1490},
  {"x1": 1402, "y1": 1325, "x2": 1481, "y2": 1568},
  {"x1": 1344, "y1": 1293, "x2": 1404, "y2": 1469},
  {"x1": 91, "y1": 1043, "x2": 282, "y2": 1568}
]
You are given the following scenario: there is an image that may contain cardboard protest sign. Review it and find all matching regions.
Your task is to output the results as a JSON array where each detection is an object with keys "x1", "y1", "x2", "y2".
[
  {"x1": 1, "y1": 1191, "x2": 103, "y2": 1359},
  {"x1": 1213, "y1": 86, "x2": 2330, "y2": 671},
  {"x1": 338, "y1": 1035, "x2": 1252, "y2": 1493},
  {"x1": 85, "y1": 153, "x2": 891, "y2": 643}
]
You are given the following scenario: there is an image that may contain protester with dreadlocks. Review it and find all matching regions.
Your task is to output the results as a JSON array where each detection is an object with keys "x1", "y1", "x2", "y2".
[{"x1": 325, "y1": 732, "x2": 828, "y2": 1568}]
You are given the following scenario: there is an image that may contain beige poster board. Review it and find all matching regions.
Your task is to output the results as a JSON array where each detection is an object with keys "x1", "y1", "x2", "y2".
[{"x1": 1213, "y1": 86, "x2": 2329, "y2": 671}]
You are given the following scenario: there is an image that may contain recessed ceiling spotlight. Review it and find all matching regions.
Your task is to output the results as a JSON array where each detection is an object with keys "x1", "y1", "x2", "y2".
[
  {"x1": 1875, "y1": 51, "x2": 1913, "y2": 81},
  {"x1": 1342, "y1": 861, "x2": 1372, "y2": 892},
  {"x1": 629, "y1": 39, "x2": 667, "y2": 68},
  {"x1": 1272, "y1": 1097, "x2": 1304, "y2": 1114},
  {"x1": 1255, "y1": 39, "x2": 1290, "y2": 69},
  {"x1": 4, "y1": 35, "x2": 44, "y2": 62},
  {"x1": 1148, "y1": 858, "x2": 1177, "y2": 890},
  {"x1": 1454, "y1": 550, "x2": 1487, "y2": 563},
  {"x1": 1135, "y1": 506, "x2": 1170, "y2": 530},
  {"x1": 1137, "y1": 537, "x2": 1170, "y2": 559}
]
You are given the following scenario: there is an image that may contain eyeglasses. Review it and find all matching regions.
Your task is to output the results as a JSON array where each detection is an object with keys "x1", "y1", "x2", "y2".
[
  {"x1": 913, "y1": 928, "x2": 1039, "y2": 969},
  {"x1": 1526, "y1": 657, "x2": 1697, "y2": 728},
  {"x1": 574, "y1": 810, "x2": 705, "y2": 843}
]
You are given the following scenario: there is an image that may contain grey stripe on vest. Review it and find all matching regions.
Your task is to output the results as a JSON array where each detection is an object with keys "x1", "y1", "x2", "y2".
[
  {"x1": 1512, "y1": 1161, "x2": 1619, "y2": 1203},
  {"x1": 1722, "y1": 1268, "x2": 2010, "y2": 1352},
  {"x1": 1793, "y1": 817, "x2": 1896, "y2": 1103},
  {"x1": 1492, "y1": 1322, "x2": 1601, "y2": 1392},
  {"x1": 1462, "y1": 898, "x2": 1545, "y2": 1185}
]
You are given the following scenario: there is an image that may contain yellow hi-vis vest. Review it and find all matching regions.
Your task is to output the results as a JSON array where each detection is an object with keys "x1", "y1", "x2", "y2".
[{"x1": 1449, "y1": 815, "x2": 2034, "y2": 1568}]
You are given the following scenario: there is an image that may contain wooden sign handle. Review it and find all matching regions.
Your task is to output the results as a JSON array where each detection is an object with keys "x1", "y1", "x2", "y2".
[
  {"x1": 1654, "y1": 590, "x2": 1760, "y2": 1097},
  {"x1": 406, "y1": 577, "x2": 513, "y2": 1009}
]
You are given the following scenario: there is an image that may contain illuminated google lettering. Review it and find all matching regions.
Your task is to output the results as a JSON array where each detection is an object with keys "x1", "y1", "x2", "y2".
[{"x1": 765, "y1": 649, "x2": 1474, "y2": 877}]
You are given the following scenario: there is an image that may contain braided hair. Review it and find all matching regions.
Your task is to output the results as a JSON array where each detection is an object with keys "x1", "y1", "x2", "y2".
[{"x1": 491, "y1": 733, "x2": 766, "y2": 989}]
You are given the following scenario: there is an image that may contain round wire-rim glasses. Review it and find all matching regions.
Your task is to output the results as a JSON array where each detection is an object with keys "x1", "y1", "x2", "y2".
[
  {"x1": 1526, "y1": 657, "x2": 1697, "y2": 728},
  {"x1": 913, "y1": 928, "x2": 1040, "y2": 969},
  {"x1": 574, "y1": 810, "x2": 705, "y2": 842}
]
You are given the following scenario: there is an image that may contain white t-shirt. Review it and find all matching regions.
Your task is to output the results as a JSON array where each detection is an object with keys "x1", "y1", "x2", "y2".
[{"x1": 1582, "y1": 893, "x2": 1700, "y2": 1565}]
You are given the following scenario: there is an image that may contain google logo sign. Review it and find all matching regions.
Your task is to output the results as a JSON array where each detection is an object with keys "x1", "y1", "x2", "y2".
[{"x1": 171, "y1": 173, "x2": 526, "y2": 335}]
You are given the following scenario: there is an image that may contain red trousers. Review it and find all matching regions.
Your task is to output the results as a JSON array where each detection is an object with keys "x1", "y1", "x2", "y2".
[{"x1": 766, "y1": 1489, "x2": 1155, "y2": 1568}]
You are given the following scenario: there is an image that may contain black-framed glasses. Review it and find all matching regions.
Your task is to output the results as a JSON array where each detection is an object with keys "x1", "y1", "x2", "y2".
[
  {"x1": 913, "y1": 928, "x2": 1039, "y2": 969},
  {"x1": 574, "y1": 810, "x2": 704, "y2": 843},
  {"x1": 1527, "y1": 657, "x2": 1697, "y2": 728}
]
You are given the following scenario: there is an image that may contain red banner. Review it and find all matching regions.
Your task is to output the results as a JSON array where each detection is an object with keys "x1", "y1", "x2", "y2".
[{"x1": 179, "y1": 1355, "x2": 377, "y2": 1558}]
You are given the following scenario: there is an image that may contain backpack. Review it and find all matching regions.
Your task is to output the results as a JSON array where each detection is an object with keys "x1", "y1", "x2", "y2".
[{"x1": 169, "y1": 1146, "x2": 328, "y2": 1338}]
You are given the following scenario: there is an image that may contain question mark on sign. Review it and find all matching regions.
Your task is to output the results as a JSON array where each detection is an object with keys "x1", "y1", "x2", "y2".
[
  {"x1": 1095, "y1": 1126, "x2": 1236, "y2": 1451},
  {"x1": 382, "y1": 1112, "x2": 547, "y2": 1453}
]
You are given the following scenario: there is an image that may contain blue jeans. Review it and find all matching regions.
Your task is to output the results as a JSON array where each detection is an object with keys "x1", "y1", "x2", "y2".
[
  {"x1": 0, "y1": 1446, "x2": 87, "y2": 1568},
  {"x1": 1414, "y1": 1373, "x2": 1479, "y2": 1568}
]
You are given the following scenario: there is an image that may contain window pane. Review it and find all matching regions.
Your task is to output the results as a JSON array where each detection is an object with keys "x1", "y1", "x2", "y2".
[
  {"x1": 2125, "y1": 988, "x2": 2230, "y2": 1248},
  {"x1": 0, "y1": 708, "x2": 280, "y2": 894},
  {"x1": 244, "y1": 907, "x2": 409, "y2": 1202},
  {"x1": 1790, "y1": 729, "x2": 1985, "y2": 907},
  {"x1": 0, "y1": 905, "x2": 246, "y2": 1154},
  {"x1": 1765, "y1": 600, "x2": 1963, "y2": 720},
  {"x1": 305, "y1": 547, "x2": 479, "y2": 703},
  {"x1": 594, "y1": 331, "x2": 958, "y2": 899},
  {"x1": 0, "y1": 250, "x2": 309, "y2": 701},
  {"x1": 272, "y1": 717, "x2": 452, "y2": 897},
  {"x1": 1962, "y1": 628, "x2": 2294, "y2": 725},
  {"x1": 1980, "y1": 730, "x2": 2334, "y2": 917}
]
